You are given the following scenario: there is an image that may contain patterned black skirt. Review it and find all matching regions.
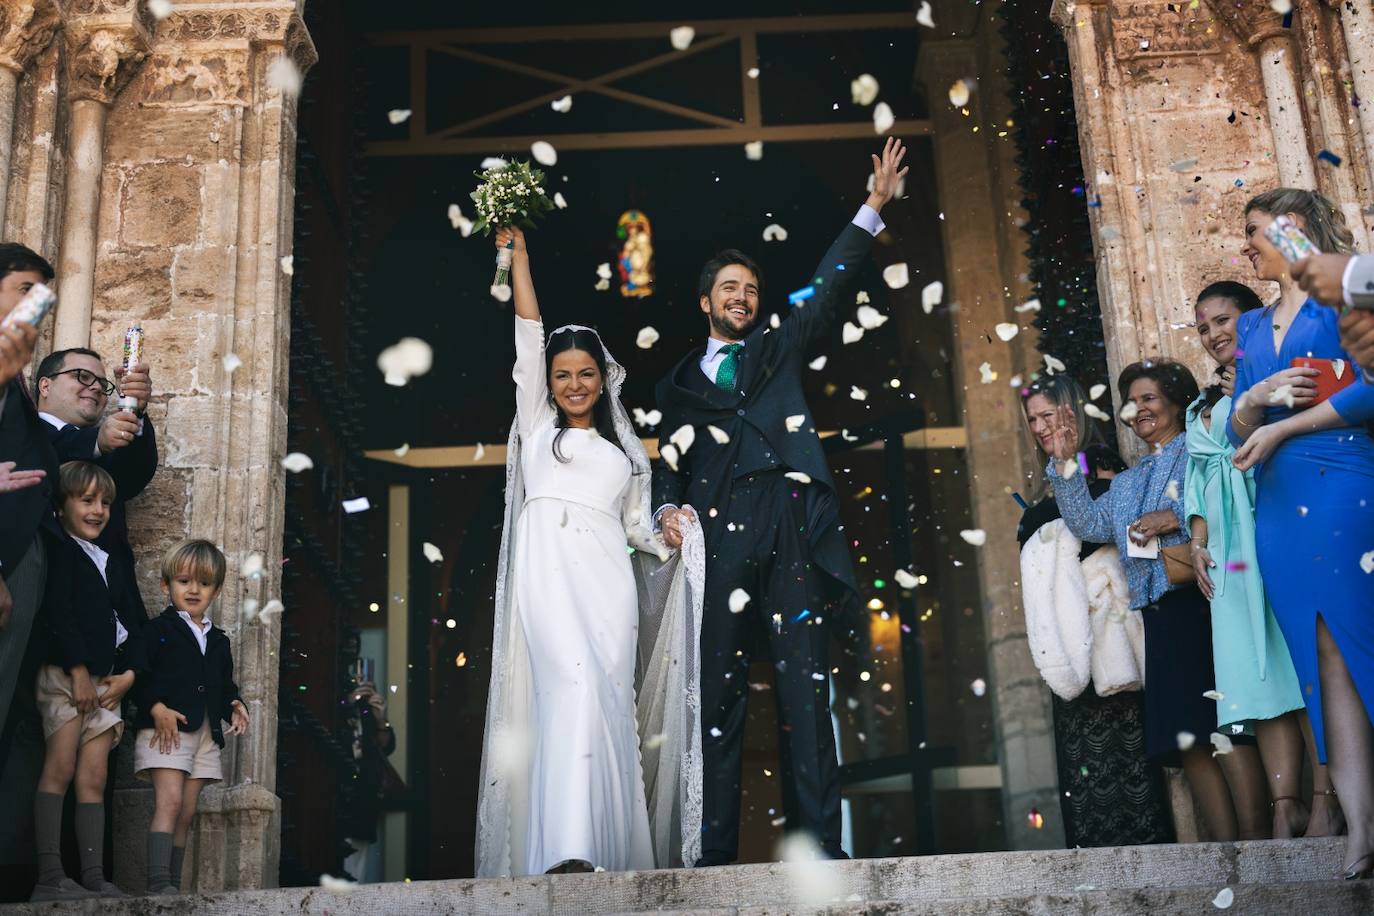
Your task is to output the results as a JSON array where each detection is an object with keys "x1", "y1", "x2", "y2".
[{"x1": 1051, "y1": 686, "x2": 1175, "y2": 847}]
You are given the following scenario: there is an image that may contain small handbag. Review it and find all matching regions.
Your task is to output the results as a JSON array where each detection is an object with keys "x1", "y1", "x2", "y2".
[{"x1": 1162, "y1": 543, "x2": 1195, "y2": 586}]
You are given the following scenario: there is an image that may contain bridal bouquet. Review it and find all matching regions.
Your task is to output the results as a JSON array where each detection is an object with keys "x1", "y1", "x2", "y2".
[{"x1": 471, "y1": 159, "x2": 555, "y2": 287}]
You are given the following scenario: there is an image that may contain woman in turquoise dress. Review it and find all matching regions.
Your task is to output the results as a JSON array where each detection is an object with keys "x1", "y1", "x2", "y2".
[
  {"x1": 1227, "y1": 189, "x2": 1374, "y2": 878},
  {"x1": 1185, "y1": 280, "x2": 1327, "y2": 840}
]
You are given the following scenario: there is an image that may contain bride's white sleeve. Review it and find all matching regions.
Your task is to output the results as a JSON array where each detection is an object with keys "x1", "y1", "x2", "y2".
[
  {"x1": 622, "y1": 474, "x2": 671, "y2": 562},
  {"x1": 513, "y1": 316, "x2": 555, "y2": 436}
]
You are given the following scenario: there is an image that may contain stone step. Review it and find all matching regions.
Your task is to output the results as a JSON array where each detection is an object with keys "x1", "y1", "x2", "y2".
[{"x1": 0, "y1": 837, "x2": 1356, "y2": 915}]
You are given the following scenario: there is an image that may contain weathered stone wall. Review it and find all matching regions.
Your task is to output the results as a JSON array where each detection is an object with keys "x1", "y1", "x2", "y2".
[{"x1": 1, "y1": 0, "x2": 313, "y2": 893}]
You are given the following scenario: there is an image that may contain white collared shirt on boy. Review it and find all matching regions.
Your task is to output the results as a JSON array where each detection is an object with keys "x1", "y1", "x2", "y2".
[
  {"x1": 177, "y1": 611, "x2": 211, "y2": 655},
  {"x1": 70, "y1": 534, "x2": 128, "y2": 648}
]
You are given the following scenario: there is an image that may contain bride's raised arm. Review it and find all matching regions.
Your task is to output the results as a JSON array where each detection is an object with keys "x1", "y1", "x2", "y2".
[{"x1": 502, "y1": 226, "x2": 554, "y2": 434}]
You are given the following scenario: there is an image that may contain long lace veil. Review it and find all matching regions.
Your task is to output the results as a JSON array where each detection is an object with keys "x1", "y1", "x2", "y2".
[{"x1": 475, "y1": 324, "x2": 705, "y2": 876}]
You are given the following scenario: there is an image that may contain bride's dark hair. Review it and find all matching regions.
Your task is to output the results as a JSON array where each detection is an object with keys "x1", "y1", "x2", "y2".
[{"x1": 545, "y1": 328, "x2": 626, "y2": 463}]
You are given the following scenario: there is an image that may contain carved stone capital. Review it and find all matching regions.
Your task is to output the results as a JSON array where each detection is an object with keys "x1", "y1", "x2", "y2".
[
  {"x1": 0, "y1": 0, "x2": 62, "y2": 75},
  {"x1": 63, "y1": 0, "x2": 151, "y2": 104},
  {"x1": 1206, "y1": 0, "x2": 1287, "y2": 48},
  {"x1": 154, "y1": 2, "x2": 316, "y2": 74}
]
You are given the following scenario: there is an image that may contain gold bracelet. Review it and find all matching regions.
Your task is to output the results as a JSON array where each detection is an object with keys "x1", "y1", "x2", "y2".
[{"x1": 1231, "y1": 410, "x2": 1258, "y2": 429}]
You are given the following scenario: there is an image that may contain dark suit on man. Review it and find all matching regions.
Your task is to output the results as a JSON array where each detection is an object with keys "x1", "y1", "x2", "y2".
[{"x1": 653, "y1": 216, "x2": 876, "y2": 863}]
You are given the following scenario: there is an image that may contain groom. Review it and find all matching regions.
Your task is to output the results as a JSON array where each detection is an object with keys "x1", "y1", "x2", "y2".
[{"x1": 654, "y1": 138, "x2": 908, "y2": 865}]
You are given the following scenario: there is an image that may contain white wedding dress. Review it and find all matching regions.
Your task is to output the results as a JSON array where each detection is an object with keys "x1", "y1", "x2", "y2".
[{"x1": 475, "y1": 317, "x2": 705, "y2": 878}]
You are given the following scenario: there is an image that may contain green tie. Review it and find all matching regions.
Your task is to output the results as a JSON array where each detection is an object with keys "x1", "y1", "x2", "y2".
[{"x1": 715, "y1": 343, "x2": 744, "y2": 391}]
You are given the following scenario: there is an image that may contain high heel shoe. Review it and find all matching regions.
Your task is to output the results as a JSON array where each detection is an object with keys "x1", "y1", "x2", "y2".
[{"x1": 1340, "y1": 851, "x2": 1373, "y2": 880}]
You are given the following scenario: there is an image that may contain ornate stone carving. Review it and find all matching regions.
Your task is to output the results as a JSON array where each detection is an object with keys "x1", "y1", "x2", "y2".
[
  {"x1": 1205, "y1": 0, "x2": 1287, "y2": 48},
  {"x1": 64, "y1": 26, "x2": 145, "y2": 103},
  {"x1": 153, "y1": 3, "x2": 316, "y2": 76},
  {"x1": 1111, "y1": 1, "x2": 1223, "y2": 60},
  {"x1": 0, "y1": 0, "x2": 61, "y2": 74}
]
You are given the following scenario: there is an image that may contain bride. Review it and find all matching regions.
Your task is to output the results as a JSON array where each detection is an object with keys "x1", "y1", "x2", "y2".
[{"x1": 475, "y1": 225, "x2": 706, "y2": 877}]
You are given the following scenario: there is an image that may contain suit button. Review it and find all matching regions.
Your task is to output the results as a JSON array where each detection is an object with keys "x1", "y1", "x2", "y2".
[
  {"x1": 737, "y1": 408, "x2": 745, "y2": 416},
  {"x1": 197, "y1": 685, "x2": 205, "y2": 694}
]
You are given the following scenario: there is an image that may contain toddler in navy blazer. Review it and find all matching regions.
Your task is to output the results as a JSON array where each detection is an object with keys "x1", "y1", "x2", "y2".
[
  {"x1": 31, "y1": 462, "x2": 144, "y2": 902},
  {"x1": 132, "y1": 539, "x2": 248, "y2": 895}
]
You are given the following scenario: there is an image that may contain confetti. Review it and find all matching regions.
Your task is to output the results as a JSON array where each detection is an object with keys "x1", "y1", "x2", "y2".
[
  {"x1": 856, "y1": 305, "x2": 888, "y2": 329},
  {"x1": 148, "y1": 0, "x2": 174, "y2": 19},
  {"x1": 423, "y1": 542, "x2": 443, "y2": 564},
  {"x1": 1120, "y1": 401, "x2": 1140, "y2": 422},
  {"x1": 747, "y1": 67, "x2": 759, "y2": 78},
  {"x1": 474, "y1": 443, "x2": 486, "y2": 461},
  {"x1": 319, "y1": 874, "x2": 358, "y2": 895},
  {"x1": 550, "y1": 95, "x2": 572, "y2": 113},
  {"x1": 970, "y1": 677, "x2": 987, "y2": 696},
  {"x1": 1177, "y1": 731, "x2": 1196, "y2": 750},
  {"x1": 280, "y1": 452, "x2": 313, "y2": 473},
  {"x1": 786, "y1": 414, "x2": 806, "y2": 433},
  {"x1": 921, "y1": 281, "x2": 943, "y2": 314},
  {"x1": 1268, "y1": 384, "x2": 1295, "y2": 408},
  {"x1": 455, "y1": 652, "x2": 467, "y2": 667},
  {"x1": 1061, "y1": 459, "x2": 1079, "y2": 479},
  {"x1": 1165, "y1": 479, "x2": 1180, "y2": 500},
  {"x1": 377, "y1": 337, "x2": 433, "y2": 386},
  {"x1": 660, "y1": 443, "x2": 680, "y2": 472},
  {"x1": 480, "y1": 157, "x2": 508, "y2": 171},
  {"x1": 1027, "y1": 808, "x2": 1044, "y2": 829},
  {"x1": 1316, "y1": 149, "x2": 1342, "y2": 167},
  {"x1": 596, "y1": 262, "x2": 612, "y2": 280},
  {"x1": 960, "y1": 529, "x2": 987, "y2": 546},
  {"x1": 241, "y1": 552, "x2": 264, "y2": 578},
  {"x1": 279, "y1": 255, "x2": 294, "y2": 275},
  {"x1": 1361, "y1": 550, "x2": 1374, "y2": 574},
  {"x1": 994, "y1": 323, "x2": 1019, "y2": 342},
  {"x1": 789, "y1": 285, "x2": 815, "y2": 305},
  {"x1": 632, "y1": 407, "x2": 662, "y2": 427},
  {"x1": 729, "y1": 588, "x2": 751, "y2": 613},
  {"x1": 785, "y1": 471, "x2": 812, "y2": 484},
  {"x1": 916, "y1": 1, "x2": 935, "y2": 27},
  {"x1": 894, "y1": 569, "x2": 918, "y2": 589},
  {"x1": 882, "y1": 262, "x2": 910, "y2": 289},
  {"x1": 530, "y1": 141, "x2": 557, "y2": 166},
  {"x1": 266, "y1": 56, "x2": 303, "y2": 97},
  {"x1": 873, "y1": 101, "x2": 895, "y2": 134},
  {"x1": 1169, "y1": 157, "x2": 1199, "y2": 173},
  {"x1": 1210, "y1": 732, "x2": 1234, "y2": 755},
  {"x1": 387, "y1": 109, "x2": 412, "y2": 125},
  {"x1": 393, "y1": 443, "x2": 410, "y2": 457},
  {"x1": 850, "y1": 385, "x2": 868, "y2": 401},
  {"x1": 851, "y1": 74, "x2": 879, "y2": 107},
  {"x1": 745, "y1": 141, "x2": 763, "y2": 161},
  {"x1": 707, "y1": 425, "x2": 730, "y2": 444},
  {"x1": 222, "y1": 353, "x2": 242, "y2": 373},
  {"x1": 979, "y1": 362, "x2": 996, "y2": 384},
  {"x1": 1014, "y1": 298, "x2": 1042, "y2": 313},
  {"x1": 842, "y1": 322, "x2": 864, "y2": 344},
  {"x1": 762, "y1": 223, "x2": 789, "y2": 242},
  {"x1": 553, "y1": 192, "x2": 568, "y2": 209},
  {"x1": 670, "y1": 25, "x2": 695, "y2": 50},
  {"x1": 447, "y1": 204, "x2": 473, "y2": 236},
  {"x1": 1084, "y1": 404, "x2": 1110, "y2": 422},
  {"x1": 1044, "y1": 354, "x2": 1066, "y2": 375},
  {"x1": 855, "y1": 290, "x2": 870, "y2": 305},
  {"x1": 490, "y1": 283, "x2": 512, "y2": 302},
  {"x1": 1089, "y1": 384, "x2": 1107, "y2": 400},
  {"x1": 636, "y1": 326, "x2": 660, "y2": 349},
  {"x1": 258, "y1": 599, "x2": 284, "y2": 622},
  {"x1": 808, "y1": 355, "x2": 827, "y2": 371},
  {"x1": 342, "y1": 497, "x2": 371, "y2": 514},
  {"x1": 1270, "y1": 0, "x2": 1292, "y2": 12},
  {"x1": 777, "y1": 834, "x2": 842, "y2": 904},
  {"x1": 669, "y1": 424, "x2": 696, "y2": 454},
  {"x1": 948, "y1": 79, "x2": 972, "y2": 107},
  {"x1": 1334, "y1": 358, "x2": 1346, "y2": 381},
  {"x1": 644, "y1": 732, "x2": 666, "y2": 750},
  {"x1": 1212, "y1": 886, "x2": 1235, "y2": 909},
  {"x1": 1203, "y1": 689, "x2": 1224, "y2": 701}
]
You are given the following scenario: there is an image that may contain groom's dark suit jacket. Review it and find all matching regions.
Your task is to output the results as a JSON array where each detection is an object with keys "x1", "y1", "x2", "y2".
[{"x1": 652, "y1": 221, "x2": 875, "y2": 601}]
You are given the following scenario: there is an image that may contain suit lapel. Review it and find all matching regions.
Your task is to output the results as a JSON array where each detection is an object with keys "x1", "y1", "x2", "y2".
[{"x1": 667, "y1": 346, "x2": 736, "y2": 411}]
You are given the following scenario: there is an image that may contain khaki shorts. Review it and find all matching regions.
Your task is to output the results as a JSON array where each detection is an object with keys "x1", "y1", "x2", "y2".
[
  {"x1": 134, "y1": 720, "x2": 222, "y2": 782},
  {"x1": 35, "y1": 665, "x2": 124, "y2": 745}
]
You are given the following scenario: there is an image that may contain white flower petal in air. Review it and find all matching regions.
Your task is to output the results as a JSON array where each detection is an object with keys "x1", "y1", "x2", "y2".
[
  {"x1": 553, "y1": 192, "x2": 568, "y2": 209},
  {"x1": 636, "y1": 326, "x2": 660, "y2": 349},
  {"x1": 747, "y1": 67, "x2": 760, "y2": 78},
  {"x1": 970, "y1": 678, "x2": 987, "y2": 696},
  {"x1": 551, "y1": 95, "x2": 573, "y2": 113},
  {"x1": 873, "y1": 101, "x2": 895, "y2": 134},
  {"x1": 960, "y1": 529, "x2": 987, "y2": 546},
  {"x1": 916, "y1": 0, "x2": 935, "y2": 27},
  {"x1": 259, "y1": 599, "x2": 284, "y2": 621},
  {"x1": 596, "y1": 262, "x2": 612, "y2": 280},
  {"x1": 266, "y1": 56, "x2": 303, "y2": 97},
  {"x1": 222, "y1": 352, "x2": 242, "y2": 373},
  {"x1": 1361, "y1": 550, "x2": 1374, "y2": 574},
  {"x1": 279, "y1": 255, "x2": 294, "y2": 275},
  {"x1": 921, "y1": 281, "x2": 943, "y2": 314},
  {"x1": 1062, "y1": 459, "x2": 1079, "y2": 479},
  {"x1": 1269, "y1": 383, "x2": 1295, "y2": 408},
  {"x1": 530, "y1": 141, "x2": 557, "y2": 166},
  {"x1": 594, "y1": 278, "x2": 609, "y2": 290},
  {"x1": 1014, "y1": 298, "x2": 1042, "y2": 313},
  {"x1": 856, "y1": 290, "x2": 871, "y2": 305},
  {"x1": 850, "y1": 385, "x2": 868, "y2": 401},
  {"x1": 387, "y1": 109, "x2": 412, "y2": 125},
  {"x1": 762, "y1": 223, "x2": 788, "y2": 242},
  {"x1": 744, "y1": 141, "x2": 763, "y2": 161},
  {"x1": 342, "y1": 497, "x2": 370, "y2": 513},
  {"x1": 1177, "y1": 731, "x2": 1196, "y2": 750},
  {"x1": 394, "y1": 443, "x2": 410, "y2": 457},
  {"x1": 319, "y1": 874, "x2": 358, "y2": 895},
  {"x1": 769, "y1": 313, "x2": 781, "y2": 329},
  {"x1": 1120, "y1": 401, "x2": 1140, "y2": 422},
  {"x1": 480, "y1": 157, "x2": 509, "y2": 171},
  {"x1": 856, "y1": 305, "x2": 888, "y2": 329},
  {"x1": 784, "y1": 471, "x2": 812, "y2": 484},
  {"x1": 841, "y1": 429, "x2": 859, "y2": 442},
  {"x1": 1210, "y1": 732, "x2": 1234, "y2": 755},
  {"x1": 894, "y1": 569, "x2": 919, "y2": 589},
  {"x1": 241, "y1": 552, "x2": 264, "y2": 579},
  {"x1": 1083, "y1": 403, "x2": 1111, "y2": 422},
  {"x1": 1044, "y1": 354, "x2": 1066, "y2": 375},
  {"x1": 850, "y1": 74, "x2": 879, "y2": 107},
  {"x1": 422, "y1": 542, "x2": 444, "y2": 564},
  {"x1": 1334, "y1": 358, "x2": 1346, "y2": 381},
  {"x1": 1269, "y1": 0, "x2": 1292, "y2": 13},
  {"x1": 633, "y1": 408, "x2": 662, "y2": 428},
  {"x1": 995, "y1": 323, "x2": 1019, "y2": 342},
  {"x1": 707, "y1": 425, "x2": 730, "y2": 444},
  {"x1": 1212, "y1": 886, "x2": 1235, "y2": 910},
  {"x1": 644, "y1": 732, "x2": 666, "y2": 749},
  {"x1": 808, "y1": 355, "x2": 827, "y2": 371},
  {"x1": 1166, "y1": 479, "x2": 1180, "y2": 501},
  {"x1": 1203, "y1": 689, "x2": 1225, "y2": 701},
  {"x1": 377, "y1": 337, "x2": 433, "y2": 386},
  {"x1": 660, "y1": 443, "x2": 680, "y2": 471},
  {"x1": 280, "y1": 452, "x2": 314, "y2": 473},
  {"x1": 777, "y1": 833, "x2": 842, "y2": 905},
  {"x1": 728, "y1": 588, "x2": 751, "y2": 613},
  {"x1": 669, "y1": 424, "x2": 695, "y2": 454},
  {"x1": 842, "y1": 322, "x2": 864, "y2": 344},
  {"x1": 1089, "y1": 384, "x2": 1107, "y2": 400},
  {"x1": 490, "y1": 283, "x2": 512, "y2": 302},
  {"x1": 148, "y1": 0, "x2": 174, "y2": 19},
  {"x1": 474, "y1": 443, "x2": 486, "y2": 462},
  {"x1": 785, "y1": 414, "x2": 806, "y2": 433},
  {"x1": 948, "y1": 78, "x2": 972, "y2": 108},
  {"x1": 670, "y1": 25, "x2": 695, "y2": 50},
  {"x1": 978, "y1": 362, "x2": 996, "y2": 384},
  {"x1": 882, "y1": 262, "x2": 910, "y2": 289}
]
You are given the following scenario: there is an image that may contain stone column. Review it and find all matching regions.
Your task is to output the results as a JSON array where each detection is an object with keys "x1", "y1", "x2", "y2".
[
  {"x1": 917, "y1": 16, "x2": 1063, "y2": 850},
  {"x1": 93, "y1": 1, "x2": 315, "y2": 891},
  {"x1": 0, "y1": 0, "x2": 60, "y2": 233},
  {"x1": 1255, "y1": 35, "x2": 1316, "y2": 189},
  {"x1": 1337, "y1": 0, "x2": 1374, "y2": 187},
  {"x1": 53, "y1": 1, "x2": 149, "y2": 349}
]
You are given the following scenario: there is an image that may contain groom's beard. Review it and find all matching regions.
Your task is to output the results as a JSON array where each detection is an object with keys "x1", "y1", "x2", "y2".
[{"x1": 710, "y1": 304, "x2": 758, "y2": 341}]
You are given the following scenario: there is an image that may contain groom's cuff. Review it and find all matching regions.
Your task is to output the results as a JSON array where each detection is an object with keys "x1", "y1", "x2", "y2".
[{"x1": 852, "y1": 204, "x2": 885, "y2": 238}]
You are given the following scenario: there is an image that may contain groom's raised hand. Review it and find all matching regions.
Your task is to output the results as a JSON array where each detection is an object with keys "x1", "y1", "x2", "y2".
[{"x1": 865, "y1": 136, "x2": 908, "y2": 214}]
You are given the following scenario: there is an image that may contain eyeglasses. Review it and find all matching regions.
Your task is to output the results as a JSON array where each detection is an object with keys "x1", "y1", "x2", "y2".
[{"x1": 46, "y1": 367, "x2": 115, "y2": 397}]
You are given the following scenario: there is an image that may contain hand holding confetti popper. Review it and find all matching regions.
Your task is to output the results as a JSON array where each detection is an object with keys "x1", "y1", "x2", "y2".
[{"x1": 470, "y1": 159, "x2": 555, "y2": 289}]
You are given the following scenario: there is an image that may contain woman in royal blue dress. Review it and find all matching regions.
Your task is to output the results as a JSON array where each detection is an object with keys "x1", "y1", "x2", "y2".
[{"x1": 1227, "y1": 188, "x2": 1374, "y2": 878}]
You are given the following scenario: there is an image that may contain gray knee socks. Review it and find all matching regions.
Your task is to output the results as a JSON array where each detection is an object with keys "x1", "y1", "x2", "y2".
[
  {"x1": 170, "y1": 846, "x2": 185, "y2": 889},
  {"x1": 33, "y1": 792, "x2": 65, "y2": 886},
  {"x1": 75, "y1": 802, "x2": 105, "y2": 888},
  {"x1": 146, "y1": 831, "x2": 173, "y2": 892}
]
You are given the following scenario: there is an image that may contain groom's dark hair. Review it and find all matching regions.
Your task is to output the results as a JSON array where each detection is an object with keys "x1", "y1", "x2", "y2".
[{"x1": 697, "y1": 249, "x2": 764, "y2": 300}]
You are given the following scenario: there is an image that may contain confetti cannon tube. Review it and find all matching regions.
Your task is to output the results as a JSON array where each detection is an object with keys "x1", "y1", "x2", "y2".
[
  {"x1": 0, "y1": 282, "x2": 56, "y2": 330},
  {"x1": 118, "y1": 323, "x2": 143, "y2": 412}
]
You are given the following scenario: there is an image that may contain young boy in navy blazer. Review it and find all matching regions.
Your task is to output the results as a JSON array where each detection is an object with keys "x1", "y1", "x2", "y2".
[
  {"x1": 31, "y1": 462, "x2": 145, "y2": 901},
  {"x1": 133, "y1": 539, "x2": 248, "y2": 895}
]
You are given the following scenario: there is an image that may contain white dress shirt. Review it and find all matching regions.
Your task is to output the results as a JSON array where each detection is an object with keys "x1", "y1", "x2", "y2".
[
  {"x1": 71, "y1": 535, "x2": 128, "y2": 648},
  {"x1": 177, "y1": 610, "x2": 212, "y2": 655}
]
